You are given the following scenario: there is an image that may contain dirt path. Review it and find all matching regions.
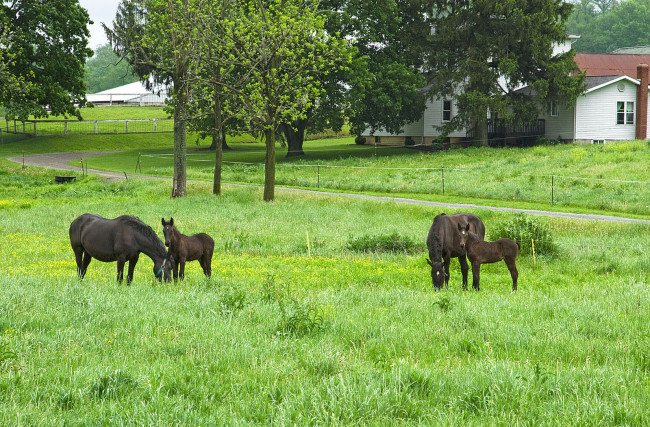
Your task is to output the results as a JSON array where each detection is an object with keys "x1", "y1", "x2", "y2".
[{"x1": 9, "y1": 151, "x2": 650, "y2": 224}]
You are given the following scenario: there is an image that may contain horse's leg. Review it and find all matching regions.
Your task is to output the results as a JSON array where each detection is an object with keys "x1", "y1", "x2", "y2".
[
  {"x1": 172, "y1": 258, "x2": 179, "y2": 282},
  {"x1": 458, "y1": 254, "x2": 469, "y2": 290},
  {"x1": 505, "y1": 258, "x2": 518, "y2": 291},
  {"x1": 126, "y1": 254, "x2": 139, "y2": 286},
  {"x1": 443, "y1": 257, "x2": 451, "y2": 288},
  {"x1": 81, "y1": 252, "x2": 92, "y2": 277},
  {"x1": 73, "y1": 248, "x2": 84, "y2": 278},
  {"x1": 201, "y1": 252, "x2": 212, "y2": 277},
  {"x1": 471, "y1": 262, "x2": 481, "y2": 291},
  {"x1": 179, "y1": 258, "x2": 186, "y2": 280},
  {"x1": 116, "y1": 258, "x2": 125, "y2": 284}
]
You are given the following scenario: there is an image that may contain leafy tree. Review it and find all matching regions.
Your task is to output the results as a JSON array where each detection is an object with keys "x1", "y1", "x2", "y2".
[
  {"x1": 85, "y1": 44, "x2": 139, "y2": 93},
  {"x1": 325, "y1": 0, "x2": 429, "y2": 137},
  {"x1": 106, "y1": 0, "x2": 199, "y2": 198},
  {"x1": 568, "y1": 0, "x2": 650, "y2": 53},
  {"x1": 426, "y1": 0, "x2": 585, "y2": 145},
  {"x1": 0, "y1": 0, "x2": 93, "y2": 119},
  {"x1": 220, "y1": 0, "x2": 348, "y2": 201},
  {"x1": 275, "y1": 0, "x2": 429, "y2": 157}
]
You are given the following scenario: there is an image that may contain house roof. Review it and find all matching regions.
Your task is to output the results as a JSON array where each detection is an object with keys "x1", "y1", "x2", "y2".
[
  {"x1": 512, "y1": 75, "x2": 641, "y2": 96},
  {"x1": 574, "y1": 53, "x2": 650, "y2": 78},
  {"x1": 611, "y1": 46, "x2": 650, "y2": 55},
  {"x1": 87, "y1": 81, "x2": 168, "y2": 103}
]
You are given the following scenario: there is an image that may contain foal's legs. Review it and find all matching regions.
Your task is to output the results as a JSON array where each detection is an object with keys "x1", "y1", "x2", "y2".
[
  {"x1": 178, "y1": 258, "x2": 186, "y2": 280},
  {"x1": 505, "y1": 257, "x2": 518, "y2": 291},
  {"x1": 471, "y1": 262, "x2": 481, "y2": 291},
  {"x1": 458, "y1": 255, "x2": 469, "y2": 290},
  {"x1": 201, "y1": 251, "x2": 213, "y2": 277},
  {"x1": 442, "y1": 257, "x2": 451, "y2": 288}
]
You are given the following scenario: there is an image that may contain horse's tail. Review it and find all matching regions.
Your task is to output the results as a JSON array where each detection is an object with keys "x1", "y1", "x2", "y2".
[{"x1": 515, "y1": 241, "x2": 521, "y2": 250}]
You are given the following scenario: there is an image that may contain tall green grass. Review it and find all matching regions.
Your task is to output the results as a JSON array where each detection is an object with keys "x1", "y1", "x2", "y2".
[{"x1": 0, "y1": 169, "x2": 648, "y2": 424}]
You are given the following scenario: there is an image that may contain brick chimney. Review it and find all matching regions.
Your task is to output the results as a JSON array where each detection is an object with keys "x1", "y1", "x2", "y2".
[{"x1": 636, "y1": 64, "x2": 648, "y2": 140}]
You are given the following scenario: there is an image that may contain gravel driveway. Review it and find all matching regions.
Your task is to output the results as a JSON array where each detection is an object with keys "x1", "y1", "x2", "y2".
[{"x1": 9, "y1": 151, "x2": 649, "y2": 224}]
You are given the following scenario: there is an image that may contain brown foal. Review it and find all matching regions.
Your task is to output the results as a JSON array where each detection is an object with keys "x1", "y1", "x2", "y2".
[
  {"x1": 462, "y1": 225, "x2": 520, "y2": 291},
  {"x1": 161, "y1": 218, "x2": 214, "y2": 281}
]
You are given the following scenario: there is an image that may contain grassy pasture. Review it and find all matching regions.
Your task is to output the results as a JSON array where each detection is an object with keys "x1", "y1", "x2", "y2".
[{"x1": 0, "y1": 166, "x2": 648, "y2": 424}]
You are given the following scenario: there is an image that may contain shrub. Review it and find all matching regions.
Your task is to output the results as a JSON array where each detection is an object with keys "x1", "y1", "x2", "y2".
[
  {"x1": 346, "y1": 232, "x2": 419, "y2": 254},
  {"x1": 489, "y1": 214, "x2": 557, "y2": 256},
  {"x1": 354, "y1": 135, "x2": 366, "y2": 145}
]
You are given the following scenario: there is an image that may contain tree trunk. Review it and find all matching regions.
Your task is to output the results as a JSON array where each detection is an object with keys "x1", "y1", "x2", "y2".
[
  {"x1": 281, "y1": 119, "x2": 308, "y2": 157},
  {"x1": 209, "y1": 129, "x2": 230, "y2": 151},
  {"x1": 263, "y1": 127, "x2": 276, "y2": 201},
  {"x1": 171, "y1": 91, "x2": 187, "y2": 198},
  {"x1": 472, "y1": 113, "x2": 489, "y2": 147},
  {"x1": 212, "y1": 86, "x2": 223, "y2": 196}
]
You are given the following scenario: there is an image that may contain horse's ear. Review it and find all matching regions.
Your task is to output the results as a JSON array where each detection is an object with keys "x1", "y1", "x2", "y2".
[
  {"x1": 169, "y1": 217, "x2": 174, "y2": 226},
  {"x1": 161, "y1": 218, "x2": 166, "y2": 226},
  {"x1": 465, "y1": 223, "x2": 470, "y2": 232},
  {"x1": 457, "y1": 223, "x2": 462, "y2": 231}
]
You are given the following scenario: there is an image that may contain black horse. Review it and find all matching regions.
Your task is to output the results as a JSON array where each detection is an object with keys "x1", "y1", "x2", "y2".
[
  {"x1": 69, "y1": 214, "x2": 170, "y2": 284},
  {"x1": 426, "y1": 212, "x2": 486, "y2": 289}
]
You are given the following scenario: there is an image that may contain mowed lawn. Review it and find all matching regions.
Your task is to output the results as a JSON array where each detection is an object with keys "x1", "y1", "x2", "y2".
[{"x1": 0, "y1": 163, "x2": 648, "y2": 423}]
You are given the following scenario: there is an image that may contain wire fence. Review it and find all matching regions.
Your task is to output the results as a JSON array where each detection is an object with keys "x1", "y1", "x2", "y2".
[
  {"x1": 138, "y1": 152, "x2": 649, "y2": 215},
  {"x1": 3, "y1": 118, "x2": 173, "y2": 136}
]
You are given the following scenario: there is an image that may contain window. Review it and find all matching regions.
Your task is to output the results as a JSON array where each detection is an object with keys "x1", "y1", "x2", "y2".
[
  {"x1": 549, "y1": 101, "x2": 559, "y2": 117},
  {"x1": 616, "y1": 101, "x2": 634, "y2": 124},
  {"x1": 442, "y1": 100, "x2": 452, "y2": 122}
]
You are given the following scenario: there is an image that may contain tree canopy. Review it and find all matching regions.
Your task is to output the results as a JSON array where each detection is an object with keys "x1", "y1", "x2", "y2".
[
  {"x1": 0, "y1": 0, "x2": 93, "y2": 119},
  {"x1": 85, "y1": 44, "x2": 139, "y2": 94},
  {"x1": 567, "y1": 0, "x2": 650, "y2": 53},
  {"x1": 425, "y1": 0, "x2": 585, "y2": 145}
]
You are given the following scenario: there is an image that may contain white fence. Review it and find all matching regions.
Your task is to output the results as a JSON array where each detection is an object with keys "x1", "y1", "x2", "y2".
[{"x1": 3, "y1": 118, "x2": 173, "y2": 136}]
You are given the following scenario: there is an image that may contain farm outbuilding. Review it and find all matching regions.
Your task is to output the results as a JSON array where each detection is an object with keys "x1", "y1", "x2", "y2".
[{"x1": 86, "y1": 81, "x2": 168, "y2": 106}]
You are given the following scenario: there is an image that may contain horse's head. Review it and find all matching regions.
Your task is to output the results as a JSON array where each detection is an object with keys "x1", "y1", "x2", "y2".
[
  {"x1": 457, "y1": 223, "x2": 470, "y2": 251},
  {"x1": 154, "y1": 256, "x2": 172, "y2": 282},
  {"x1": 161, "y1": 217, "x2": 175, "y2": 247},
  {"x1": 427, "y1": 258, "x2": 447, "y2": 289}
]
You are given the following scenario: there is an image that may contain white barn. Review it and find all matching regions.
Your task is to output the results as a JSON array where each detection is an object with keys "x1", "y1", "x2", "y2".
[{"x1": 87, "y1": 81, "x2": 168, "y2": 106}]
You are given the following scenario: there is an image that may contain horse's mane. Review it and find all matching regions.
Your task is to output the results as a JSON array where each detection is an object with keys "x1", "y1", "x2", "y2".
[
  {"x1": 117, "y1": 215, "x2": 166, "y2": 256},
  {"x1": 427, "y1": 214, "x2": 446, "y2": 258}
]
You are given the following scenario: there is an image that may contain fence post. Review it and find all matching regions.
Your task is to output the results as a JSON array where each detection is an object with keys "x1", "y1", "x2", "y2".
[
  {"x1": 64, "y1": 121, "x2": 68, "y2": 135},
  {"x1": 531, "y1": 238, "x2": 536, "y2": 266},
  {"x1": 125, "y1": 120, "x2": 129, "y2": 133},
  {"x1": 94, "y1": 121, "x2": 98, "y2": 134},
  {"x1": 441, "y1": 164, "x2": 445, "y2": 194},
  {"x1": 317, "y1": 163, "x2": 320, "y2": 188},
  {"x1": 153, "y1": 119, "x2": 157, "y2": 132},
  {"x1": 551, "y1": 172, "x2": 554, "y2": 205},
  {"x1": 33, "y1": 121, "x2": 36, "y2": 136}
]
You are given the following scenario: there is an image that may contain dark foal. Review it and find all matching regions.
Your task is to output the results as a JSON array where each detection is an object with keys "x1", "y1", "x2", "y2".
[
  {"x1": 463, "y1": 226, "x2": 520, "y2": 291},
  {"x1": 161, "y1": 218, "x2": 214, "y2": 281}
]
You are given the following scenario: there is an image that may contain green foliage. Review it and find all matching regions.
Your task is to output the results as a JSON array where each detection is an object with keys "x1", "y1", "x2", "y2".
[
  {"x1": 426, "y1": 0, "x2": 584, "y2": 139},
  {"x1": 89, "y1": 370, "x2": 137, "y2": 400},
  {"x1": 346, "y1": 232, "x2": 420, "y2": 254},
  {"x1": 0, "y1": 0, "x2": 93, "y2": 119},
  {"x1": 84, "y1": 44, "x2": 139, "y2": 93},
  {"x1": 567, "y1": 0, "x2": 650, "y2": 53},
  {"x1": 490, "y1": 214, "x2": 558, "y2": 256},
  {"x1": 261, "y1": 276, "x2": 325, "y2": 337}
]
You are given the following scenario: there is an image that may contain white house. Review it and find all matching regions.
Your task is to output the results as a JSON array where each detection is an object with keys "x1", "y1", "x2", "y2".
[
  {"x1": 361, "y1": 40, "x2": 650, "y2": 145},
  {"x1": 86, "y1": 81, "x2": 168, "y2": 106}
]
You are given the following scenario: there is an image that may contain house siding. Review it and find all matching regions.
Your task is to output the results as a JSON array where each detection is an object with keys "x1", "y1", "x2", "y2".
[
  {"x1": 575, "y1": 81, "x2": 639, "y2": 141},
  {"x1": 541, "y1": 103, "x2": 575, "y2": 140},
  {"x1": 362, "y1": 97, "x2": 466, "y2": 142}
]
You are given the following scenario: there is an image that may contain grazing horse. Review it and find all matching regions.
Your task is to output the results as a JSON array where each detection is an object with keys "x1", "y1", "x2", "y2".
[
  {"x1": 426, "y1": 213, "x2": 486, "y2": 289},
  {"x1": 161, "y1": 217, "x2": 214, "y2": 281},
  {"x1": 69, "y1": 214, "x2": 170, "y2": 284},
  {"x1": 463, "y1": 226, "x2": 520, "y2": 291}
]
